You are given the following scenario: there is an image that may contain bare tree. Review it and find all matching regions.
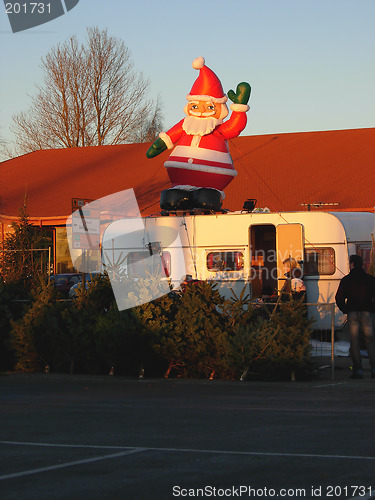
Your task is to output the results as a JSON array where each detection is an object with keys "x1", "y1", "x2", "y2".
[
  {"x1": 134, "y1": 95, "x2": 164, "y2": 143},
  {"x1": 8, "y1": 27, "x2": 162, "y2": 155},
  {"x1": 0, "y1": 141, "x2": 15, "y2": 161}
]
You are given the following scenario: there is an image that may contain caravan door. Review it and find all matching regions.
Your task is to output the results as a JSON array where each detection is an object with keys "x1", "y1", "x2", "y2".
[{"x1": 276, "y1": 224, "x2": 304, "y2": 290}]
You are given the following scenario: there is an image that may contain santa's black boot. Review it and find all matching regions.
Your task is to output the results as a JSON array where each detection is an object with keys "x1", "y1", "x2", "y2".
[
  {"x1": 160, "y1": 188, "x2": 191, "y2": 211},
  {"x1": 190, "y1": 188, "x2": 223, "y2": 210}
]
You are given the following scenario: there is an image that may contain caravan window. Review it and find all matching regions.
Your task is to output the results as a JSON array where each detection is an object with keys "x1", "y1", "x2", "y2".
[
  {"x1": 304, "y1": 248, "x2": 335, "y2": 275},
  {"x1": 127, "y1": 251, "x2": 171, "y2": 277},
  {"x1": 207, "y1": 251, "x2": 244, "y2": 272}
]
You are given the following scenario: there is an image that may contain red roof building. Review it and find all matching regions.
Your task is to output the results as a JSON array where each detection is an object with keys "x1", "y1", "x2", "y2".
[
  {"x1": 1, "y1": 127, "x2": 374, "y2": 222},
  {"x1": 1, "y1": 128, "x2": 374, "y2": 272}
]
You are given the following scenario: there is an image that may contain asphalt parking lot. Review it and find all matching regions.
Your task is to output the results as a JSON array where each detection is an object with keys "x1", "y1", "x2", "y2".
[{"x1": 1, "y1": 369, "x2": 374, "y2": 500}]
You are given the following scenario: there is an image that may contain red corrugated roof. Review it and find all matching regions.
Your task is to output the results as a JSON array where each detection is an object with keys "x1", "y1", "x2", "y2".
[
  {"x1": 227, "y1": 128, "x2": 375, "y2": 213},
  {"x1": 0, "y1": 128, "x2": 374, "y2": 221}
]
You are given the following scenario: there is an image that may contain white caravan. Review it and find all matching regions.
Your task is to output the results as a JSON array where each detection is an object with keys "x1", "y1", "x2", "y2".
[{"x1": 102, "y1": 211, "x2": 375, "y2": 329}]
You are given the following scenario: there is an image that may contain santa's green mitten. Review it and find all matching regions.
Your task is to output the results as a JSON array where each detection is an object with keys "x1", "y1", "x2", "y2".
[
  {"x1": 146, "y1": 137, "x2": 167, "y2": 158},
  {"x1": 228, "y1": 82, "x2": 251, "y2": 107}
]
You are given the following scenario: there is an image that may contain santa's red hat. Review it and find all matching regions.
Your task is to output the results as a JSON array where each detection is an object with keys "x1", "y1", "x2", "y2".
[{"x1": 186, "y1": 57, "x2": 228, "y2": 104}]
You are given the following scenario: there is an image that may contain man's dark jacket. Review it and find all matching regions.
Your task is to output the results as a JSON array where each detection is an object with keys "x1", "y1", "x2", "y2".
[{"x1": 335, "y1": 267, "x2": 375, "y2": 314}]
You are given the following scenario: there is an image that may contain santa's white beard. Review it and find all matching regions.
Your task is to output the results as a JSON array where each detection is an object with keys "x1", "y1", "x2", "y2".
[{"x1": 182, "y1": 116, "x2": 223, "y2": 136}]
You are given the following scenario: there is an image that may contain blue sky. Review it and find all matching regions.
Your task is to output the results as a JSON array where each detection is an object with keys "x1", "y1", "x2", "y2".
[{"x1": 0, "y1": 0, "x2": 374, "y2": 145}]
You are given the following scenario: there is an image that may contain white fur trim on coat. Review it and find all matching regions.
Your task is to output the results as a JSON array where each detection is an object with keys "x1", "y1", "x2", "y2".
[
  {"x1": 159, "y1": 132, "x2": 174, "y2": 149},
  {"x1": 230, "y1": 103, "x2": 250, "y2": 113},
  {"x1": 186, "y1": 94, "x2": 228, "y2": 104},
  {"x1": 165, "y1": 161, "x2": 237, "y2": 178}
]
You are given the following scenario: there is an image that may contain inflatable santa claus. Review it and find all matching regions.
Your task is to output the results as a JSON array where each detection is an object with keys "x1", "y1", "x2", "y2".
[{"x1": 146, "y1": 57, "x2": 251, "y2": 211}]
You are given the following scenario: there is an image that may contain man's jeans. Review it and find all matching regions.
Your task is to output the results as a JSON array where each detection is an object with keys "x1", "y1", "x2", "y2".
[{"x1": 348, "y1": 311, "x2": 375, "y2": 372}]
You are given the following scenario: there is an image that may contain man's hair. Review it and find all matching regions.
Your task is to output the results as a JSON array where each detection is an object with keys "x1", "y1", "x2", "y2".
[
  {"x1": 349, "y1": 254, "x2": 363, "y2": 269},
  {"x1": 283, "y1": 257, "x2": 298, "y2": 269}
]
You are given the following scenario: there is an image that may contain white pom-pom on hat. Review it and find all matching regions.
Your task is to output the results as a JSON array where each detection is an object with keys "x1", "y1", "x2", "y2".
[{"x1": 192, "y1": 57, "x2": 205, "y2": 70}]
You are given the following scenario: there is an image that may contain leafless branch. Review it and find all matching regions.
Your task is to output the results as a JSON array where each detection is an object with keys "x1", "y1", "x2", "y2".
[{"x1": 7, "y1": 27, "x2": 162, "y2": 155}]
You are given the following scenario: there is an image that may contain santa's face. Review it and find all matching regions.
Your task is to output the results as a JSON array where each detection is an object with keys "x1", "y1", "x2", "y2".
[{"x1": 186, "y1": 100, "x2": 222, "y2": 119}]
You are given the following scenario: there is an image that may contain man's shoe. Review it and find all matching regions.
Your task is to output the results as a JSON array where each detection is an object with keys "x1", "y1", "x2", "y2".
[{"x1": 350, "y1": 371, "x2": 364, "y2": 379}]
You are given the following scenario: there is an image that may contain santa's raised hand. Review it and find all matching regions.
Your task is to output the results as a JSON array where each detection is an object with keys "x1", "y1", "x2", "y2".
[{"x1": 228, "y1": 82, "x2": 251, "y2": 107}]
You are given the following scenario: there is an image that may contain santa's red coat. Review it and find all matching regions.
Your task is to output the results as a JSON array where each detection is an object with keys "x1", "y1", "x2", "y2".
[{"x1": 162, "y1": 110, "x2": 247, "y2": 191}]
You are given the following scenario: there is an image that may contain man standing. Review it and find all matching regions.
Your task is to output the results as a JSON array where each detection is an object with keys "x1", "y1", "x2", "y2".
[{"x1": 335, "y1": 254, "x2": 375, "y2": 379}]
